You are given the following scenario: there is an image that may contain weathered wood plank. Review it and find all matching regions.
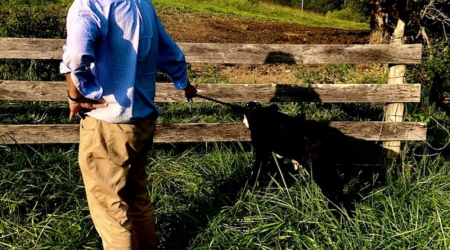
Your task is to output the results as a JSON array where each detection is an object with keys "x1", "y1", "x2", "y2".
[
  {"x1": 0, "y1": 81, "x2": 422, "y2": 103},
  {"x1": 0, "y1": 122, "x2": 427, "y2": 144},
  {"x1": 0, "y1": 38, "x2": 422, "y2": 64},
  {"x1": 0, "y1": 38, "x2": 64, "y2": 60},
  {"x1": 181, "y1": 43, "x2": 423, "y2": 64}
]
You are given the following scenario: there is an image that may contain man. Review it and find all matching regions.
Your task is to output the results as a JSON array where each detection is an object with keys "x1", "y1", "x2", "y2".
[{"x1": 60, "y1": 0, "x2": 197, "y2": 249}]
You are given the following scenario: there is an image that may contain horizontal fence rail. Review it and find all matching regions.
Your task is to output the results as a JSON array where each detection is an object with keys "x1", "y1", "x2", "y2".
[
  {"x1": 0, "y1": 81, "x2": 421, "y2": 103},
  {"x1": 0, "y1": 122, "x2": 427, "y2": 144},
  {"x1": 0, "y1": 38, "x2": 427, "y2": 145},
  {"x1": 0, "y1": 38, "x2": 423, "y2": 64}
]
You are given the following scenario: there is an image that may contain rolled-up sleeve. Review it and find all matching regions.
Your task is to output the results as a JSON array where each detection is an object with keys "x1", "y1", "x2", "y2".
[
  {"x1": 60, "y1": 5, "x2": 103, "y2": 100},
  {"x1": 155, "y1": 17, "x2": 188, "y2": 90}
]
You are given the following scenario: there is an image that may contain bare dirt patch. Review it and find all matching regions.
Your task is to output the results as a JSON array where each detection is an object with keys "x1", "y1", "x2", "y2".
[
  {"x1": 160, "y1": 10, "x2": 370, "y2": 44},
  {"x1": 158, "y1": 10, "x2": 371, "y2": 84}
]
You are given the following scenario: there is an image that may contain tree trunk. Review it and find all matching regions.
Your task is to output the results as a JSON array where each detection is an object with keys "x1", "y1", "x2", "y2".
[
  {"x1": 369, "y1": 0, "x2": 408, "y2": 44},
  {"x1": 369, "y1": 0, "x2": 389, "y2": 44}
]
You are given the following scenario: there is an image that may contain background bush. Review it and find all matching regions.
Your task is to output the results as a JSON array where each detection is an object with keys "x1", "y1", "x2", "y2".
[
  {"x1": 326, "y1": 7, "x2": 368, "y2": 23},
  {"x1": 0, "y1": 4, "x2": 67, "y2": 82}
]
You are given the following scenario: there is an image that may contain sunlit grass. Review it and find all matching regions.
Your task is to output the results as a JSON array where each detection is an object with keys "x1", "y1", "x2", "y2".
[{"x1": 152, "y1": 0, "x2": 369, "y2": 30}]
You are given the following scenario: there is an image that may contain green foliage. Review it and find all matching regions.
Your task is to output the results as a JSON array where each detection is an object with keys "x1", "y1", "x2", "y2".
[
  {"x1": 2, "y1": 140, "x2": 450, "y2": 249},
  {"x1": 404, "y1": 41, "x2": 450, "y2": 150},
  {"x1": 0, "y1": 4, "x2": 67, "y2": 83},
  {"x1": 324, "y1": 0, "x2": 368, "y2": 23},
  {"x1": 401, "y1": 41, "x2": 450, "y2": 152},
  {"x1": 344, "y1": 0, "x2": 369, "y2": 17},
  {"x1": 416, "y1": 41, "x2": 450, "y2": 102},
  {"x1": 260, "y1": 0, "x2": 368, "y2": 19},
  {"x1": 191, "y1": 64, "x2": 231, "y2": 84},
  {"x1": 0, "y1": 101, "x2": 74, "y2": 124},
  {"x1": 303, "y1": 0, "x2": 342, "y2": 14},
  {"x1": 261, "y1": 0, "x2": 343, "y2": 13},
  {"x1": 0, "y1": 4, "x2": 67, "y2": 38},
  {"x1": 326, "y1": 7, "x2": 368, "y2": 23}
]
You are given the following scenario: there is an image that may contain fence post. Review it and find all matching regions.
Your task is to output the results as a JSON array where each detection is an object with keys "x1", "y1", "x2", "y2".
[{"x1": 383, "y1": 20, "x2": 407, "y2": 163}]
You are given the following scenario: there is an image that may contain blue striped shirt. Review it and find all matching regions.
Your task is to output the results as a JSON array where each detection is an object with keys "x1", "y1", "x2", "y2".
[{"x1": 60, "y1": 0, "x2": 188, "y2": 123}]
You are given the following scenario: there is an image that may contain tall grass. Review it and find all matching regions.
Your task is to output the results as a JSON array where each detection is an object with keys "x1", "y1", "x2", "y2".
[
  {"x1": 190, "y1": 150, "x2": 450, "y2": 249},
  {"x1": 0, "y1": 144, "x2": 100, "y2": 249},
  {"x1": 2, "y1": 141, "x2": 449, "y2": 249}
]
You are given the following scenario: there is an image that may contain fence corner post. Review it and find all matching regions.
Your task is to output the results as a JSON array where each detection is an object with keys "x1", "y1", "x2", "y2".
[{"x1": 383, "y1": 20, "x2": 407, "y2": 164}]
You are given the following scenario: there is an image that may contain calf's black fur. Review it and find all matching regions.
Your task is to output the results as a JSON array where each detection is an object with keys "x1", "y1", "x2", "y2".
[{"x1": 239, "y1": 102, "x2": 380, "y2": 212}]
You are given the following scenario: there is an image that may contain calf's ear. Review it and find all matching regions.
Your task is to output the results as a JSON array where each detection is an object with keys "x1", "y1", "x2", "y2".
[
  {"x1": 245, "y1": 101, "x2": 262, "y2": 109},
  {"x1": 243, "y1": 115, "x2": 250, "y2": 128}
]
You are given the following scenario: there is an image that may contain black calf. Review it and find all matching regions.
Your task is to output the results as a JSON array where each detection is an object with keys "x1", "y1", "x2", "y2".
[{"x1": 241, "y1": 103, "x2": 368, "y2": 212}]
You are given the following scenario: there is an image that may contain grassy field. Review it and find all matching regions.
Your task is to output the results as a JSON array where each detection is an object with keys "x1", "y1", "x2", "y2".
[
  {"x1": 0, "y1": 0, "x2": 369, "y2": 30},
  {"x1": 1, "y1": 1, "x2": 450, "y2": 249},
  {"x1": 152, "y1": 0, "x2": 369, "y2": 30}
]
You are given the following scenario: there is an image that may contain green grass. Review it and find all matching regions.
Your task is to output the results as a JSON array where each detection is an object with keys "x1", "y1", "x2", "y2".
[
  {"x1": 2, "y1": 141, "x2": 450, "y2": 249},
  {"x1": 0, "y1": 142, "x2": 255, "y2": 249},
  {"x1": 152, "y1": 0, "x2": 369, "y2": 30},
  {"x1": 0, "y1": 0, "x2": 369, "y2": 31},
  {"x1": 0, "y1": 144, "x2": 100, "y2": 249},
  {"x1": 189, "y1": 151, "x2": 450, "y2": 249}
]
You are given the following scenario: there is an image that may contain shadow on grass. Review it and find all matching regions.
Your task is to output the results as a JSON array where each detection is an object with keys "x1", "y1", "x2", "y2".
[
  {"x1": 241, "y1": 104, "x2": 393, "y2": 219},
  {"x1": 151, "y1": 138, "x2": 393, "y2": 249},
  {"x1": 249, "y1": 135, "x2": 390, "y2": 219}
]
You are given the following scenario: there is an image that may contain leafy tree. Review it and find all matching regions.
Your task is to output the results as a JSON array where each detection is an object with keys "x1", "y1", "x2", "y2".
[{"x1": 362, "y1": 0, "x2": 449, "y2": 45}]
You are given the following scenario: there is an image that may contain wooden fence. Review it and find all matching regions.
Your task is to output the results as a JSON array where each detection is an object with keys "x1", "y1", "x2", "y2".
[{"x1": 0, "y1": 37, "x2": 427, "y2": 149}]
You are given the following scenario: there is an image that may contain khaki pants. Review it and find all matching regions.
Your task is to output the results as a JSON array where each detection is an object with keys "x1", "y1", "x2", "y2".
[{"x1": 78, "y1": 116, "x2": 157, "y2": 250}]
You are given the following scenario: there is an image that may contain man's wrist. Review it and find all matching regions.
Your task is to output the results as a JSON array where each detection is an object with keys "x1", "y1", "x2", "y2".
[{"x1": 68, "y1": 92, "x2": 84, "y2": 102}]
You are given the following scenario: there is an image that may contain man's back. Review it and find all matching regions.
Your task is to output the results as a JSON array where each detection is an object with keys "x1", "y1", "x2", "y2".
[{"x1": 61, "y1": 0, "x2": 188, "y2": 123}]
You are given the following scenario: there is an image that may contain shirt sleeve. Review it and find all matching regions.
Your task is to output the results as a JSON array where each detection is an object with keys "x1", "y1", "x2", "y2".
[
  {"x1": 155, "y1": 17, "x2": 188, "y2": 90},
  {"x1": 60, "y1": 5, "x2": 103, "y2": 100}
]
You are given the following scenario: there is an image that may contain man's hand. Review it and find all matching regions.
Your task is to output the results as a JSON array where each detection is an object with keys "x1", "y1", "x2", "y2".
[
  {"x1": 184, "y1": 82, "x2": 197, "y2": 99},
  {"x1": 66, "y1": 73, "x2": 108, "y2": 120},
  {"x1": 68, "y1": 97, "x2": 108, "y2": 120}
]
